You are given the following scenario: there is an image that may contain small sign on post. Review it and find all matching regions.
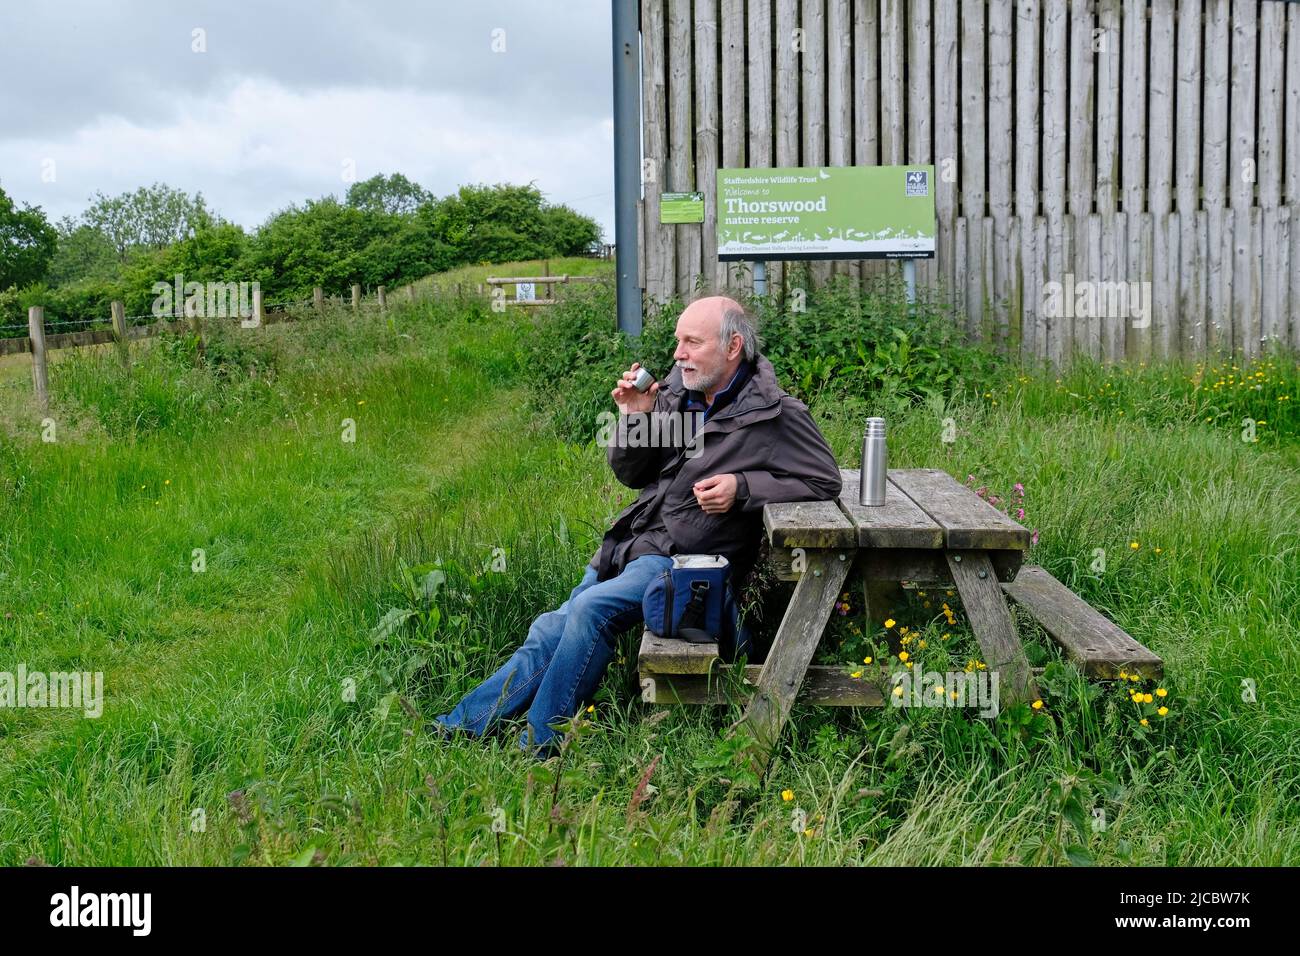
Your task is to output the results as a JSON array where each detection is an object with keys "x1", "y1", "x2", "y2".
[
  {"x1": 660, "y1": 191, "x2": 705, "y2": 224},
  {"x1": 515, "y1": 282, "x2": 536, "y2": 303}
]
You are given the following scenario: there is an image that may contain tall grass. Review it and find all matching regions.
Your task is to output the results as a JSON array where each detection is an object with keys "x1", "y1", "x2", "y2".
[{"x1": 0, "y1": 280, "x2": 1296, "y2": 865}]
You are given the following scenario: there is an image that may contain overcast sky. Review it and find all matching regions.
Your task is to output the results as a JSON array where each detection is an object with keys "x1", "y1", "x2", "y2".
[{"x1": 0, "y1": 0, "x2": 616, "y2": 237}]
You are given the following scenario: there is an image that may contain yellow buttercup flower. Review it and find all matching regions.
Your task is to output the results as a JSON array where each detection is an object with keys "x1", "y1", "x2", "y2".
[
  {"x1": 863, "y1": 656, "x2": 872, "y2": 664},
  {"x1": 1157, "y1": 706, "x2": 1169, "y2": 716},
  {"x1": 1031, "y1": 699, "x2": 1043, "y2": 710},
  {"x1": 850, "y1": 671, "x2": 863, "y2": 679},
  {"x1": 898, "y1": 651, "x2": 909, "y2": 662},
  {"x1": 586, "y1": 704, "x2": 595, "y2": 713},
  {"x1": 1140, "y1": 718, "x2": 1149, "y2": 726},
  {"x1": 884, "y1": 618, "x2": 896, "y2": 628},
  {"x1": 781, "y1": 789, "x2": 794, "y2": 802},
  {"x1": 893, "y1": 685, "x2": 904, "y2": 697},
  {"x1": 1156, "y1": 688, "x2": 1167, "y2": 698},
  {"x1": 1129, "y1": 541, "x2": 1140, "y2": 550},
  {"x1": 1143, "y1": 693, "x2": 1154, "y2": 704}
]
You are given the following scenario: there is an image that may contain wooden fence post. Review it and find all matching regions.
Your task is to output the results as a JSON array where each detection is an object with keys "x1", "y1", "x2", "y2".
[
  {"x1": 314, "y1": 286, "x2": 324, "y2": 311},
  {"x1": 28, "y1": 306, "x2": 49, "y2": 412},
  {"x1": 110, "y1": 300, "x2": 129, "y2": 368},
  {"x1": 377, "y1": 285, "x2": 387, "y2": 311},
  {"x1": 351, "y1": 284, "x2": 361, "y2": 310}
]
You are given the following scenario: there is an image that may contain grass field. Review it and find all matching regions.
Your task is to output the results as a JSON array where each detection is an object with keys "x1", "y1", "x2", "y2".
[{"x1": 1, "y1": 287, "x2": 1297, "y2": 866}]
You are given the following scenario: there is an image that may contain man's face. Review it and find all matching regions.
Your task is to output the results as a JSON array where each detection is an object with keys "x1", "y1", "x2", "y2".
[{"x1": 673, "y1": 306, "x2": 735, "y2": 394}]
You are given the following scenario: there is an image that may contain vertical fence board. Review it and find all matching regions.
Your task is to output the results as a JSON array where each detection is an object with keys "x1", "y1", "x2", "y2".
[
  {"x1": 776, "y1": 0, "x2": 800, "y2": 295},
  {"x1": 720, "y1": 0, "x2": 746, "y2": 291},
  {"x1": 642, "y1": 0, "x2": 674, "y2": 301},
  {"x1": 1042, "y1": 0, "x2": 1068, "y2": 223},
  {"x1": 961, "y1": 0, "x2": 986, "y2": 335},
  {"x1": 1121, "y1": 0, "x2": 1147, "y2": 215},
  {"x1": 908, "y1": 0, "x2": 933, "y2": 286},
  {"x1": 694, "y1": 0, "x2": 719, "y2": 295},
  {"x1": 748, "y1": 0, "x2": 773, "y2": 290},
  {"x1": 1175, "y1": 0, "x2": 1201, "y2": 359},
  {"x1": 1202, "y1": 0, "x2": 1230, "y2": 210},
  {"x1": 803, "y1": 0, "x2": 831, "y2": 287},
  {"x1": 1229, "y1": 0, "x2": 1258, "y2": 212},
  {"x1": 1096, "y1": 0, "x2": 1121, "y2": 213},
  {"x1": 1068, "y1": 0, "x2": 1096, "y2": 219},
  {"x1": 935, "y1": 0, "x2": 959, "y2": 297},
  {"x1": 829, "y1": 0, "x2": 856, "y2": 279},
  {"x1": 1257, "y1": 1, "x2": 1284, "y2": 210},
  {"x1": 669, "y1": 0, "x2": 700, "y2": 296},
  {"x1": 1288, "y1": 4, "x2": 1300, "y2": 208},
  {"x1": 1147, "y1": 0, "x2": 1175, "y2": 219},
  {"x1": 989, "y1": 0, "x2": 1013, "y2": 338},
  {"x1": 1035, "y1": 216, "x2": 1049, "y2": 361}
]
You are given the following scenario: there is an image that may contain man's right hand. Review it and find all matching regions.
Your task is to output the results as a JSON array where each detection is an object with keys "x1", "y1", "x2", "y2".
[{"x1": 611, "y1": 362, "x2": 660, "y2": 414}]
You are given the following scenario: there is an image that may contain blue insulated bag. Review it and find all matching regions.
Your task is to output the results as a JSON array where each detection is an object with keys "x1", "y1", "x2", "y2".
[{"x1": 642, "y1": 555, "x2": 752, "y2": 662}]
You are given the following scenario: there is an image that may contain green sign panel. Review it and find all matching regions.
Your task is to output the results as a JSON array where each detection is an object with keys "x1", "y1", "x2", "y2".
[
  {"x1": 660, "y1": 191, "x2": 705, "y2": 224},
  {"x1": 716, "y1": 166, "x2": 936, "y2": 261}
]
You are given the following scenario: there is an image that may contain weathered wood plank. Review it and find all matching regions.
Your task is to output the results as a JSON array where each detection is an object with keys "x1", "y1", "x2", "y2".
[
  {"x1": 802, "y1": 0, "x2": 831, "y2": 288},
  {"x1": 741, "y1": 550, "x2": 852, "y2": 760},
  {"x1": 1229, "y1": 0, "x2": 1257, "y2": 212},
  {"x1": 1002, "y1": 565, "x2": 1163, "y2": 678},
  {"x1": 641, "y1": 664, "x2": 887, "y2": 707},
  {"x1": 1257, "y1": 0, "x2": 1285, "y2": 211},
  {"x1": 1147, "y1": 0, "x2": 1174, "y2": 219},
  {"x1": 936, "y1": 0, "x2": 960, "y2": 302},
  {"x1": 1068, "y1": 0, "x2": 1096, "y2": 219},
  {"x1": 669, "y1": 0, "x2": 700, "y2": 297},
  {"x1": 835, "y1": 467, "x2": 945, "y2": 549},
  {"x1": 887, "y1": 468, "x2": 1032, "y2": 550},
  {"x1": 828, "y1": 0, "x2": 854, "y2": 279},
  {"x1": 1120, "y1": 0, "x2": 1147, "y2": 216},
  {"x1": 764, "y1": 545, "x2": 1024, "y2": 584},
  {"x1": 763, "y1": 499, "x2": 858, "y2": 549},
  {"x1": 1288, "y1": 3, "x2": 1300, "y2": 209},
  {"x1": 1202, "y1": 0, "x2": 1230, "y2": 210},
  {"x1": 638, "y1": 630, "x2": 720, "y2": 676},
  {"x1": 947, "y1": 550, "x2": 1035, "y2": 704},
  {"x1": 1095, "y1": 0, "x2": 1121, "y2": 214},
  {"x1": 721, "y1": 0, "x2": 746, "y2": 291},
  {"x1": 1042, "y1": 0, "x2": 1067, "y2": 222},
  {"x1": 641, "y1": 0, "x2": 674, "y2": 301},
  {"x1": 960, "y1": 0, "x2": 986, "y2": 222},
  {"x1": 881, "y1": 0, "x2": 906, "y2": 166}
]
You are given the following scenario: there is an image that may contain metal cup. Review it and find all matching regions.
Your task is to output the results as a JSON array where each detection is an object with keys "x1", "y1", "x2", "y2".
[{"x1": 632, "y1": 366, "x2": 656, "y2": 392}]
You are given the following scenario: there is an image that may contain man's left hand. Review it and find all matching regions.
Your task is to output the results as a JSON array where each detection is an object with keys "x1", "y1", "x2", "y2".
[{"x1": 693, "y1": 473, "x2": 738, "y2": 514}]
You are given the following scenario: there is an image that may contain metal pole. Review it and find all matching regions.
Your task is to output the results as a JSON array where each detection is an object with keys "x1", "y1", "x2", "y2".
[
  {"x1": 753, "y1": 260, "x2": 767, "y2": 297},
  {"x1": 612, "y1": 0, "x2": 642, "y2": 336},
  {"x1": 903, "y1": 259, "x2": 917, "y2": 307}
]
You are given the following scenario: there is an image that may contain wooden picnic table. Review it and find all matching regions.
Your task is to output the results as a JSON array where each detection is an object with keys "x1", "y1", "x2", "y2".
[{"x1": 638, "y1": 466, "x2": 1163, "y2": 772}]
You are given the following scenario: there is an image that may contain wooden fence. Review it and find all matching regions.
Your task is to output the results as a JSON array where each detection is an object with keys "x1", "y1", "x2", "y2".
[{"x1": 638, "y1": 0, "x2": 1300, "y2": 365}]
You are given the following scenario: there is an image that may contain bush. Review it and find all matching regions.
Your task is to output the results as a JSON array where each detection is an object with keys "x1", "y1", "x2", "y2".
[{"x1": 522, "y1": 271, "x2": 1007, "y2": 442}]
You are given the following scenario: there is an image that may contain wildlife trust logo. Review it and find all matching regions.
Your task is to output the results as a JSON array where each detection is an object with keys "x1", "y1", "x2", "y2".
[
  {"x1": 891, "y1": 667, "x2": 999, "y2": 718},
  {"x1": 0, "y1": 665, "x2": 103, "y2": 718},
  {"x1": 905, "y1": 169, "x2": 929, "y2": 197},
  {"x1": 151, "y1": 273, "x2": 260, "y2": 325},
  {"x1": 595, "y1": 410, "x2": 706, "y2": 458}
]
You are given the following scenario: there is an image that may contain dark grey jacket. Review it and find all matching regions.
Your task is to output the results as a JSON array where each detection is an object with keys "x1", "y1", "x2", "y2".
[{"x1": 590, "y1": 353, "x2": 842, "y2": 585}]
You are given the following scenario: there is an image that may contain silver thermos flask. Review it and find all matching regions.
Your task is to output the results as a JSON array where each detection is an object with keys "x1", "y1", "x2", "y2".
[{"x1": 858, "y1": 417, "x2": 887, "y2": 506}]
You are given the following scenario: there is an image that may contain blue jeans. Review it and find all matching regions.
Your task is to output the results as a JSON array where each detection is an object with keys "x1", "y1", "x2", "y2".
[{"x1": 433, "y1": 553, "x2": 673, "y2": 756}]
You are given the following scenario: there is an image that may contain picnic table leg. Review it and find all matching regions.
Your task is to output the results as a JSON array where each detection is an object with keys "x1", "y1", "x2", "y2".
[
  {"x1": 945, "y1": 549, "x2": 1037, "y2": 708},
  {"x1": 739, "y1": 549, "x2": 852, "y2": 773}
]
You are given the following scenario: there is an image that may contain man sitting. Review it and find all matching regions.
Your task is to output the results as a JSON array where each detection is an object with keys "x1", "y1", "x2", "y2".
[{"x1": 430, "y1": 295, "x2": 842, "y2": 756}]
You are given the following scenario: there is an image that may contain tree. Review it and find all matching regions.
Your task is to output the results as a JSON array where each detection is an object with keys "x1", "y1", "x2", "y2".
[
  {"x1": 46, "y1": 217, "x2": 121, "y2": 286},
  {"x1": 83, "y1": 182, "x2": 213, "y2": 260},
  {"x1": 0, "y1": 184, "x2": 58, "y2": 289},
  {"x1": 345, "y1": 173, "x2": 432, "y2": 216}
]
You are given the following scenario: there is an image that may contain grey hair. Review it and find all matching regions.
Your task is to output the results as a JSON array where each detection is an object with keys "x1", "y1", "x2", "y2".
[{"x1": 720, "y1": 305, "x2": 761, "y2": 362}]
